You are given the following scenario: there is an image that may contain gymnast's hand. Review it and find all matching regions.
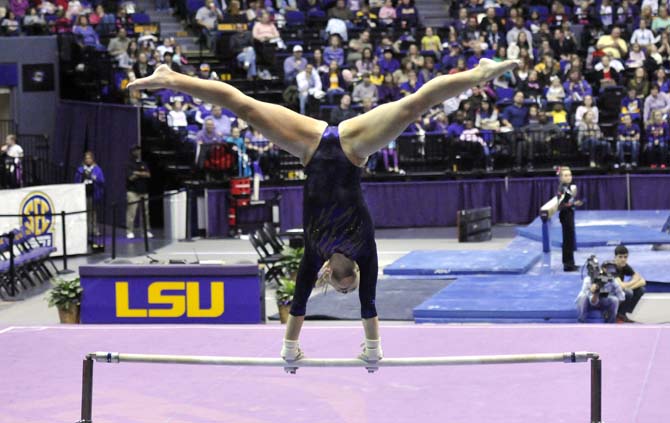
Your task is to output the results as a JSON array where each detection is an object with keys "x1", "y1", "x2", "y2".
[
  {"x1": 281, "y1": 339, "x2": 304, "y2": 362},
  {"x1": 358, "y1": 338, "x2": 383, "y2": 363},
  {"x1": 127, "y1": 64, "x2": 174, "y2": 91}
]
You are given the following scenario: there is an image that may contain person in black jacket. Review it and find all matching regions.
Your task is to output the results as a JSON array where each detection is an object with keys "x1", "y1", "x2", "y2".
[
  {"x1": 557, "y1": 166, "x2": 582, "y2": 271},
  {"x1": 329, "y1": 94, "x2": 358, "y2": 125},
  {"x1": 126, "y1": 146, "x2": 153, "y2": 239}
]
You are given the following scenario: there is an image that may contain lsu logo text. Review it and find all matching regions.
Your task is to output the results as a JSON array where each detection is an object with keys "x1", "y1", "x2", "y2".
[
  {"x1": 115, "y1": 281, "x2": 225, "y2": 318},
  {"x1": 20, "y1": 192, "x2": 54, "y2": 247}
]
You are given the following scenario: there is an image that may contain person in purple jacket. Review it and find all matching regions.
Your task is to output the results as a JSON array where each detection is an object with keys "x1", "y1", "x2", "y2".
[
  {"x1": 378, "y1": 48, "x2": 400, "y2": 74},
  {"x1": 323, "y1": 34, "x2": 345, "y2": 67},
  {"x1": 644, "y1": 110, "x2": 669, "y2": 168},
  {"x1": 74, "y1": 152, "x2": 105, "y2": 239},
  {"x1": 616, "y1": 114, "x2": 641, "y2": 168}
]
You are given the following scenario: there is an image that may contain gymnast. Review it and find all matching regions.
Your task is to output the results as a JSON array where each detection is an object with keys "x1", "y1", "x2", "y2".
[{"x1": 128, "y1": 58, "x2": 519, "y2": 364}]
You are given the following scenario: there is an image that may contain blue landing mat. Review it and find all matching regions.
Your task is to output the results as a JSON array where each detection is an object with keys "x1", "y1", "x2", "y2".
[
  {"x1": 413, "y1": 273, "x2": 583, "y2": 323},
  {"x1": 383, "y1": 249, "x2": 542, "y2": 276},
  {"x1": 517, "y1": 210, "x2": 670, "y2": 247}
]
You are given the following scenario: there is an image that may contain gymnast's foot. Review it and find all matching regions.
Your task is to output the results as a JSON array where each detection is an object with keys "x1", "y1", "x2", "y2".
[
  {"x1": 358, "y1": 338, "x2": 383, "y2": 363},
  {"x1": 127, "y1": 64, "x2": 174, "y2": 91},
  {"x1": 477, "y1": 58, "x2": 520, "y2": 81}
]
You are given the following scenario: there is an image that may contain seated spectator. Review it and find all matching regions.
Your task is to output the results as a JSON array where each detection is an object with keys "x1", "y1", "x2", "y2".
[
  {"x1": 616, "y1": 0, "x2": 635, "y2": 26},
  {"x1": 108, "y1": 28, "x2": 131, "y2": 62},
  {"x1": 645, "y1": 110, "x2": 669, "y2": 168},
  {"x1": 501, "y1": 91, "x2": 529, "y2": 130},
  {"x1": 551, "y1": 29, "x2": 576, "y2": 60},
  {"x1": 210, "y1": 105, "x2": 232, "y2": 137},
  {"x1": 167, "y1": 101, "x2": 189, "y2": 136},
  {"x1": 563, "y1": 69, "x2": 592, "y2": 107},
  {"x1": 459, "y1": 119, "x2": 492, "y2": 171},
  {"x1": 399, "y1": 70, "x2": 422, "y2": 96},
  {"x1": 395, "y1": 0, "x2": 418, "y2": 27},
  {"x1": 421, "y1": 27, "x2": 442, "y2": 59},
  {"x1": 22, "y1": 7, "x2": 47, "y2": 35},
  {"x1": 643, "y1": 85, "x2": 670, "y2": 123},
  {"x1": 329, "y1": 93, "x2": 357, "y2": 125},
  {"x1": 244, "y1": 126, "x2": 276, "y2": 178},
  {"x1": 418, "y1": 56, "x2": 437, "y2": 85},
  {"x1": 352, "y1": 72, "x2": 378, "y2": 104},
  {"x1": 378, "y1": 72, "x2": 401, "y2": 104},
  {"x1": 578, "y1": 111, "x2": 609, "y2": 167},
  {"x1": 225, "y1": 0, "x2": 247, "y2": 22},
  {"x1": 441, "y1": 42, "x2": 463, "y2": 72},
  {"x1": 475, "y1": 101, "x2": 499, "y2": 131},
  {"x1": 596, "y1": 26, "x2": 628, "y2": 60},
  {"x1": 534, "y1": 54, "x2": 560, "y2": 86},
  {"x1": 406, "y1": 44, "x2": 425, "y2": 69},
  {"x1": 253, "y1": 10, "x2": 284, "y2": 51},
  {"x1": 196, "y1": 117, "x2": 225, "y2": 144},
  {"x1": 133, "y1": 53, "x2": 154, "y2": 78},
  {"x1": 173, "y1": 44, "x2": 188, "y2": 68},
  {"x1": 322, "y1": 61, "x2": 347, "y2": 104},
  {"x1": 449, "y1": 57, "x2": 468, "y2": 74},
  {"x1": 630, "y1": 19, "x2": 656, "y2": 49},
  {"x1": 355, "y1": 3, "x2": 377, "y2": 29},
  {"x1": 297, "y1": 63, "x2": 323, "y2": 115},
  {"x1": 485, "y1": 22, "x2": 505, "y2": 52},
  {"x1": 616, "y1": 114, "x2": 641, "y2": 167},
  {"x1": 356, "y1": 48, "x2": 375, "y2": 74},
  {"x1": 284, "y1": 45, "x2": 307, "y2": 85},
  {"x1": 225, "y1": 126, "x2": 251, "y2": 177},
  {"x1": 65, "y1": 0, "x2": 83, "y2": 20},
  {"x1": 393, "y1": 58, "x2": 413, "y2": 85},
  {"x1": 652, "y1": 6, "x2": 670, "y2": 33},
  {"x1": 328, "y1": 0, "x2": 354, "y2": 21},
  {"x1": 520, "y1": 70, "x2": 543, "y2": 102},
  {"x1": 192, "y1": 98, "x2": 213, "y2": 125},
  {"x1": 518, "y1": 110, "x2": 561, "y2": 169},
  {"x1": 156, "y1": 37, "x2": 175, "y2": 59},
  {"x1": 347, "y1": 30, "x2": 372, "y2": 66},
  {"x1": 621, "y1": 88, "x2": 642, "y2": 121},
  {"x1": 196, "y1": 0, "x2": 223, "y2": 50},
  {"x1": 74, "y1": 16, "x2": 104, "y2": 50},
  {"x1": 323, "y1": 34, "x2": 345, "y2": 67},
  {"x1": 378, "y1": 0, "x2": 396, "y2": 27},
  {"x1": 370, "y1": 63, "x2": 384, "y2": 85},
  {"x1": 654, "y1": 68, "x2": 670, "y2": 93},
  {"x1": 426, "y1": 110, "x2": 449, "y2": 133},
  {"x1": 628, "y1": 67, "x2": 650, "y2": 99},
  {"x1": 446, "y1": 111, "x2": 465, "y2": 139},
  {"x1": 1, "y1": 11, "x2": 20, "y2": 35},
  {"x1": 380, "y1": 139, "x2": 401, "y2": 173},
  {"x1": 575, "y1": 95, "x2": 599, "y2": 126},
  {"x1": 507, "y1": 31, "x2": 532, "y2": 61},
  {"x1": 137, "y1": 30, "x2": 158, "y2": 52},
  {"x1": 198, "y1": 62, "x2": 219, "y2": 80},
  {"x1": 312, "y1": 48, "x2": 329, "y2": 74},
  {"x1": 230, "y1": 23, "x2": 257, "y2": 80},
  {"x1": 546, "y1": 76, "x2": 566, "y2": 103},
  {"x1": 506, "y1": 16, "x2": 533, "y2": 50},
  {"x1": 379, "y1": 48, "x2": 400, "y2": 74},
  {"x1": 549, "y1": 102, "x2": 568, "y2": 127},
  {"x1": 325, "y1": 16, "x2": 348, "y2": 42},
  {"x1": 593, "y1": 55, "x2": 620, "y2": 93}
]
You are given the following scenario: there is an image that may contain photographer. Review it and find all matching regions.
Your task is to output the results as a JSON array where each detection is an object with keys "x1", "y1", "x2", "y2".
[
  {"x1": 576, "y1": 257, "x2": 625, "y2": 323},
  {"x1": 613, "y1": 245, "x2": 646, "y2": 322}
]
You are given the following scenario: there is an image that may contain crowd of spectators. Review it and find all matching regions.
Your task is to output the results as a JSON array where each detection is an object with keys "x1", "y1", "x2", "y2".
[{"x1": 5, "y1": 0, "x2": 670, "y2": 175}]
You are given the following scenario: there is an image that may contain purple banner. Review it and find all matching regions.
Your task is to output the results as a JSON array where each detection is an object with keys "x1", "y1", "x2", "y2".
[{"x1": 80, "y1": 265, "x2": 262, "y2": 324}]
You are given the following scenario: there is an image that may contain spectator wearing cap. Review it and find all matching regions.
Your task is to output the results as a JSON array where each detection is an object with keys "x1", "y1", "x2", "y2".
[
  {"x1": 284, "y1": 45, "x2": 307, "y2": 85},
  {"x1": 352, "y1": 72, "x2": 378, "y2": 104},
  {"x1": 229, "y1": 23, "x2": 257, "y2": 80},
  {"x1": 379, "y1": 48, "x2": 400, "y2": 74},
  {"x1": 198, "y1": 63, "x2": 218, "y2": 80}
]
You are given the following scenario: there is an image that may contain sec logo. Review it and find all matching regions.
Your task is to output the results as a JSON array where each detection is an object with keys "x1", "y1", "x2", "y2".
[{"x1": 20, "y1": 192, "x2": 55, "y2": 237}]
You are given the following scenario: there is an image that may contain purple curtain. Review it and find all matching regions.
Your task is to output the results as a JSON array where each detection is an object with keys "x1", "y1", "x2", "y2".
[
  {"x1": 206, "y1": 175, "x2": 670, "y2": 236},
  {"x1": 54, "y1": 101, "x2": 139, "y2": 223}
]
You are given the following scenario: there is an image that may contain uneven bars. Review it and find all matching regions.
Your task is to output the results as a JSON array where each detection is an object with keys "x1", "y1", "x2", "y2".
[
  {"x1": 87, "y1": 351, "x2": 599, "y2": 368},
  {"x1": 79, "y1": 351, "x2": 603, "y2": 423}
]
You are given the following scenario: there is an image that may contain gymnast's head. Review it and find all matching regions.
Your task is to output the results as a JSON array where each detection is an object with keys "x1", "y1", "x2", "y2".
[{"x1": 317, "y1": 253, "x2": 360, "y2": 294}]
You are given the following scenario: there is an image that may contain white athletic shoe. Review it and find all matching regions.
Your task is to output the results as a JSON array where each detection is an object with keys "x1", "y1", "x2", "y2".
[
  {"x1": 281, "y1": 339, "x2": 304, "y2": 362},
  {"x1": 358, "y1": 339, "x2": 383, "y2": 363},
  {"x1": 147, "y1": 231, "x2": 154, "y2": 239},
  {"x1": 126, "y1": 232, "x2": 135, "y2": 239}
]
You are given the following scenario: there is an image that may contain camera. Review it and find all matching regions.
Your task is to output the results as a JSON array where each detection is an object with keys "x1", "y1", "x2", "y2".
[{"x1": 585, "y1": 255, "x2": 617, "y2": 297}]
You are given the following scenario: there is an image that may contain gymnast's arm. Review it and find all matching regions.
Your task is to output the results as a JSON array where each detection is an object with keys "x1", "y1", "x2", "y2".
[
  {"x1": 128, "y1": 65, "x2": 327, "y2": 164},
  {"x1": 285, "y1": 249, "x2": 322, "y2": 340},
  {"x1": 358, "y1": 247, "x2": 380, "y2": 340}
]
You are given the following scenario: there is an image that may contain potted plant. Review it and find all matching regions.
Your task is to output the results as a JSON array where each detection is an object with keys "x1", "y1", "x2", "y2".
[
  {"x1": 278, "y1": 247, "x2": 304, "y2": 280},
  {"x1": 276, "y1": 277, "x2": 295, "y2": 324},
  {"x1": 46, "y1": 277, "x2": 83, "y2": 324}
]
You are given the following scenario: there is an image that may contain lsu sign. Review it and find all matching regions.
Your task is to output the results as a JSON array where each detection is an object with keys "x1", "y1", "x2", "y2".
[
  {"x1": 115, "y1": 281, "x2": 225, "y2": 318},
  {"x1": 79, "y1": 264, "x2": 262, "y2": 324}
]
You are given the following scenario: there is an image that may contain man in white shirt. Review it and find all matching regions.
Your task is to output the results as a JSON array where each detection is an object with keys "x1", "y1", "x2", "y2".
[
  {"x1": 630, "y1": 19, "x2": 657, "y2": 48},
  {"x1": 1, "y1": 134, "x2": 23, "y2": 188},
  {"x1": 296, "y1": 63, "x2": 323, "y2": 115}
]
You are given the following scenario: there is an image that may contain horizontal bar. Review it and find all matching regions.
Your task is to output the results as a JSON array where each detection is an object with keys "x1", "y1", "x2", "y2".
[{"x1": 88, "y1": 351, "x2": 599, "y2": 368}]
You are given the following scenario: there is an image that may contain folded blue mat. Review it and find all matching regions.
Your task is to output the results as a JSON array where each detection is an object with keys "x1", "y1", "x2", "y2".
[
  {"x1": 413, "y1": 273, "x2": 583, "y2": 323},
  {"x1": 384, "y1": 249, "x2": 542, "y2": 276}
]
